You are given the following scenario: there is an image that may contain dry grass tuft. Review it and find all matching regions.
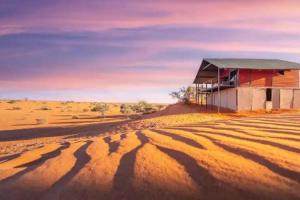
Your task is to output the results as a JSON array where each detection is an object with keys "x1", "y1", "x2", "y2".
[{"x1": 36, "y1": 118, "x2": 47, "y2": 125}]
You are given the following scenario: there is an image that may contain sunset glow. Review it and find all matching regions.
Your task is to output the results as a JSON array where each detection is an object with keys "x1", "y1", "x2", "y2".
[{"x1": 1, "y1": 0, "x2": 300, "y2": 102}]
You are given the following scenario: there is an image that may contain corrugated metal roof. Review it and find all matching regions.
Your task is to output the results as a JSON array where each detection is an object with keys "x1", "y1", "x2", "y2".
[{"x1": 204, "y1": 58, "x2": 300, "y2": 69}]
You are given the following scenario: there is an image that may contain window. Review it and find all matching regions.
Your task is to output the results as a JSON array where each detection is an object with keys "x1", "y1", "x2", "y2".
[{"x1": 266, "y1": 88, "x2": 272, "y2": 101}]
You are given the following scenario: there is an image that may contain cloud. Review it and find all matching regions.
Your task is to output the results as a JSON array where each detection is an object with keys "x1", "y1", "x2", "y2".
[
  {"x1": 1, "y1": 0, "x2": 300, "y2": 102},
  {"x1": 1, "y1": 0, "x2": 300, "y2": 35}
]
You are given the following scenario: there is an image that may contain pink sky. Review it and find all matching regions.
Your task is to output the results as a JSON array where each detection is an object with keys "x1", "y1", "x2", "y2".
[{"x1": 1, "y1": 0, "x2": 300, "y2": 102}]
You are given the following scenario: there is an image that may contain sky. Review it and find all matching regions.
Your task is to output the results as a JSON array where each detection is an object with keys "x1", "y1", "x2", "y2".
[{"x1": 1, "y1": 0, "x2": 300, "y2": 103}]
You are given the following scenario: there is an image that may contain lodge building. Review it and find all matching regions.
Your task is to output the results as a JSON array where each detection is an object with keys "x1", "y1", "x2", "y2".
[{"x1": 193, "y1": 59, "x2": 300, "y2": 112}]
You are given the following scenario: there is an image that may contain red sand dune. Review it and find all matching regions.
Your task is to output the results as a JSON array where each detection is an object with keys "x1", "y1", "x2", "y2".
[{"x1": 0, "y1": 101, "x2": 300, "y2": 200}]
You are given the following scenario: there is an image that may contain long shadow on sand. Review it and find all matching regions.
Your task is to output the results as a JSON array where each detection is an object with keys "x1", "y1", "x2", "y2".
[
  {"x1": 233, "y1": 120, "x2": 300, "y2": 129},
  {"x1": 0, "y1": 154, "x2": 21, "y2": 164},
  {"x1": 103, "y1": 136, "x2": 120, "y2": 155},
  {"x1": 150, "y1": 129, "x2": 206, "y2": 150},
  {"x1": 178, "y1": 124, "x2": 300, "y2": 142},
  {"x1": 223, "y1": 121, "x2": 300, "y2": 133},
  {"x1": 185, "y1": 131, "x2": 300, "y2": 184},
  {"x1": 111, "y1": 131, "x2": 149, "y2": 200},
  {"x1": 44, "y1": 141, "x2": 92, "y2": 195},
  {"x1": 0, "y1": 142, "x2": 70, "y2": 184},
  {"x1": 154, "y1": 145, "x2": 253, "y2": 200},
  {"x1": 0, "y1": 120, "x2": 131, "y2": 142},
  {"x1": 172, "y1": 127, "x2": 300, "y2": 154}
]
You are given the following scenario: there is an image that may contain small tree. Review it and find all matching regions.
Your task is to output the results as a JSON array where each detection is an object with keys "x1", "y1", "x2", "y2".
[
  {"x1": 170, "y1": 86, "x2": 194, "y2": 104},
  {"x1": 120, "y1": 104, "x2": 132, "y2": 118},
  {"x1": 131, "y1": 101, "x2": 146, "y2": 113},
  {"x1": 92, "y1": 103, "x2": 109, "y2": 118}
]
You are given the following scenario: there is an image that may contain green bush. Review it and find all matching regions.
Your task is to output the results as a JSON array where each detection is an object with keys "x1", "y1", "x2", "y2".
[
  {"x1": 130, "y1": 101, "x2": 157, "y2": 115},
  {"x1": 143, "y1": 105, "x2": 157, "y2": 114},
  {"x1": 170, "y1": 86, "x2": 194, "y2": 104},
  {"x1": 131, "y1": 101, "x2": 147, "y2": 113},
  {"x1": 120, "y1": 104, "x2": 133, "y2": 117},
  {"x1": 91, "y1": 103, "x2": 109, "y2": 117}
]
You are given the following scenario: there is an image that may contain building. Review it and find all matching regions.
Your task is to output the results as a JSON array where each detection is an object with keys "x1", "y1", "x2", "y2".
[{"x1": 193, "y1": 59, "x2": 300, "y2": 112}]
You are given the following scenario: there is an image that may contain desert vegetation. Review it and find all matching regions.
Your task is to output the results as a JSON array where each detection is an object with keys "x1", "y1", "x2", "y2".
[
  {"x1": 39, "y1": 106, "x2": 51, "y2": 111},
  {"x1": 170, "y1": 86, "x2": 195, "y2": 104},
  {"x1": 7, "y1": 100, "x2": 18, "y2": 104},
  {"x1": 120, "y1": 101, "x2": 161, "y2": 118},
  {"x1": 91, "y1": 103, "x2": 109, "y2": 118},
  {"x1": 120, "y1": 104, "x2": 133, "y2": 118},
  {"x1": 10, "y1": 107, "x2": 21, "y2": 110},
  {"x1": 0, "y1": 100, "x2": 299, "y2": 200},
  {"x1": 36, "y1": 118, "x2": 47, "y2": 125}
]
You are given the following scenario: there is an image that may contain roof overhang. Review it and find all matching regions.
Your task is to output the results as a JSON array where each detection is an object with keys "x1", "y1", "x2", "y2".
[{"x1": 193, "y1": 58, "x2": 300, "y2": 84}]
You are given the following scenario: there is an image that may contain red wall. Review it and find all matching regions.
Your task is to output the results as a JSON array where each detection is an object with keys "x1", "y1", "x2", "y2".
[{"x1": 239, "y1": 69, "x2": 299, "y2": 88}]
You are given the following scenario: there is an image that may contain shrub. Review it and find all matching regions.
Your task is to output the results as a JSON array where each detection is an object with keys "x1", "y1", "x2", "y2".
[
  {"x1": 11, "y1": 107, "x2": 21, "y2": 110},
  {"x1": 131, "y1": 101, "x2": 157, "y2": 114},
  {"x1": 62, "y1": 101, "x2": 74, "y2": 105},
  {"x1": 72, "y1": 115, "x2": 79, "y2": 119},
  {"x1": 7, "y1": 100, "x2": 17, "y2": 104},
  {"x1": 40, "y1": 106, "x2": 51, "y2": 111},
  {"x1": 36, "y1": 118, "x2": 47, "y2": 125},
  {"x1": 143, "y1": 105, "x2": 157, "y2": 114},
  {"x1": 120, "y1": 104, "x2": 133, "y2": 118},
  {"x1": 82, "y1": 108, "x2": 89, "y2": 112},
  {"x1": 91, "y1": 103, "x2": 109, "y2": 118},
  {"x1": 131, "y1": 101, "x2": 147, "y2": 113}
]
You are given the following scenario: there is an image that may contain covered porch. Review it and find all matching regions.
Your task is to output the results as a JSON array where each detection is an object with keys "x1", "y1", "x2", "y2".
[{"x1": 193, "y1": 60, "x2": 239, "y2": 112}]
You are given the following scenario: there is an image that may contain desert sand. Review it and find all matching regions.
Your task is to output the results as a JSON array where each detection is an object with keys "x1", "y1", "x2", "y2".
[{"x1": 0, "y1": 100, "x2": 300, "y2": 200}]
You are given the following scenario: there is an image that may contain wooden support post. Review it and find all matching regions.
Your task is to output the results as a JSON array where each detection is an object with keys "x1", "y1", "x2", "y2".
[
  {"x1": 197, "y1": 84, "x2": 199, "y2": 104},
  {"x1": 195, "y1": 84, "x2": 197, "y2": 104},
  {"x1": 218, "y1": 68, "x2": 221, "y2": 113},
  {"x1": 236, "y1": 69, "x2": 240, "y2": 87},
  {"x1": 205, "y1": 83, "x2": 208, "y2": 109},
  {"x1": 195, "y1": 84, "x2": 198, "y2": 104},
  {"x1": 195, "y1": 83, "x2": 197, "y2": 104},
  {"x1": 210, "y1": 80, "x2": 213, "y2": 110},
  {"x1": 200, "y1": 84, "x2": 202, "y2": 105}
]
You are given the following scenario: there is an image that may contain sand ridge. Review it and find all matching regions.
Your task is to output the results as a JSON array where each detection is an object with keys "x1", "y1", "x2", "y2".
[{"x1": 0, "y1": 101, "x2": 300, "y2": 199}]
